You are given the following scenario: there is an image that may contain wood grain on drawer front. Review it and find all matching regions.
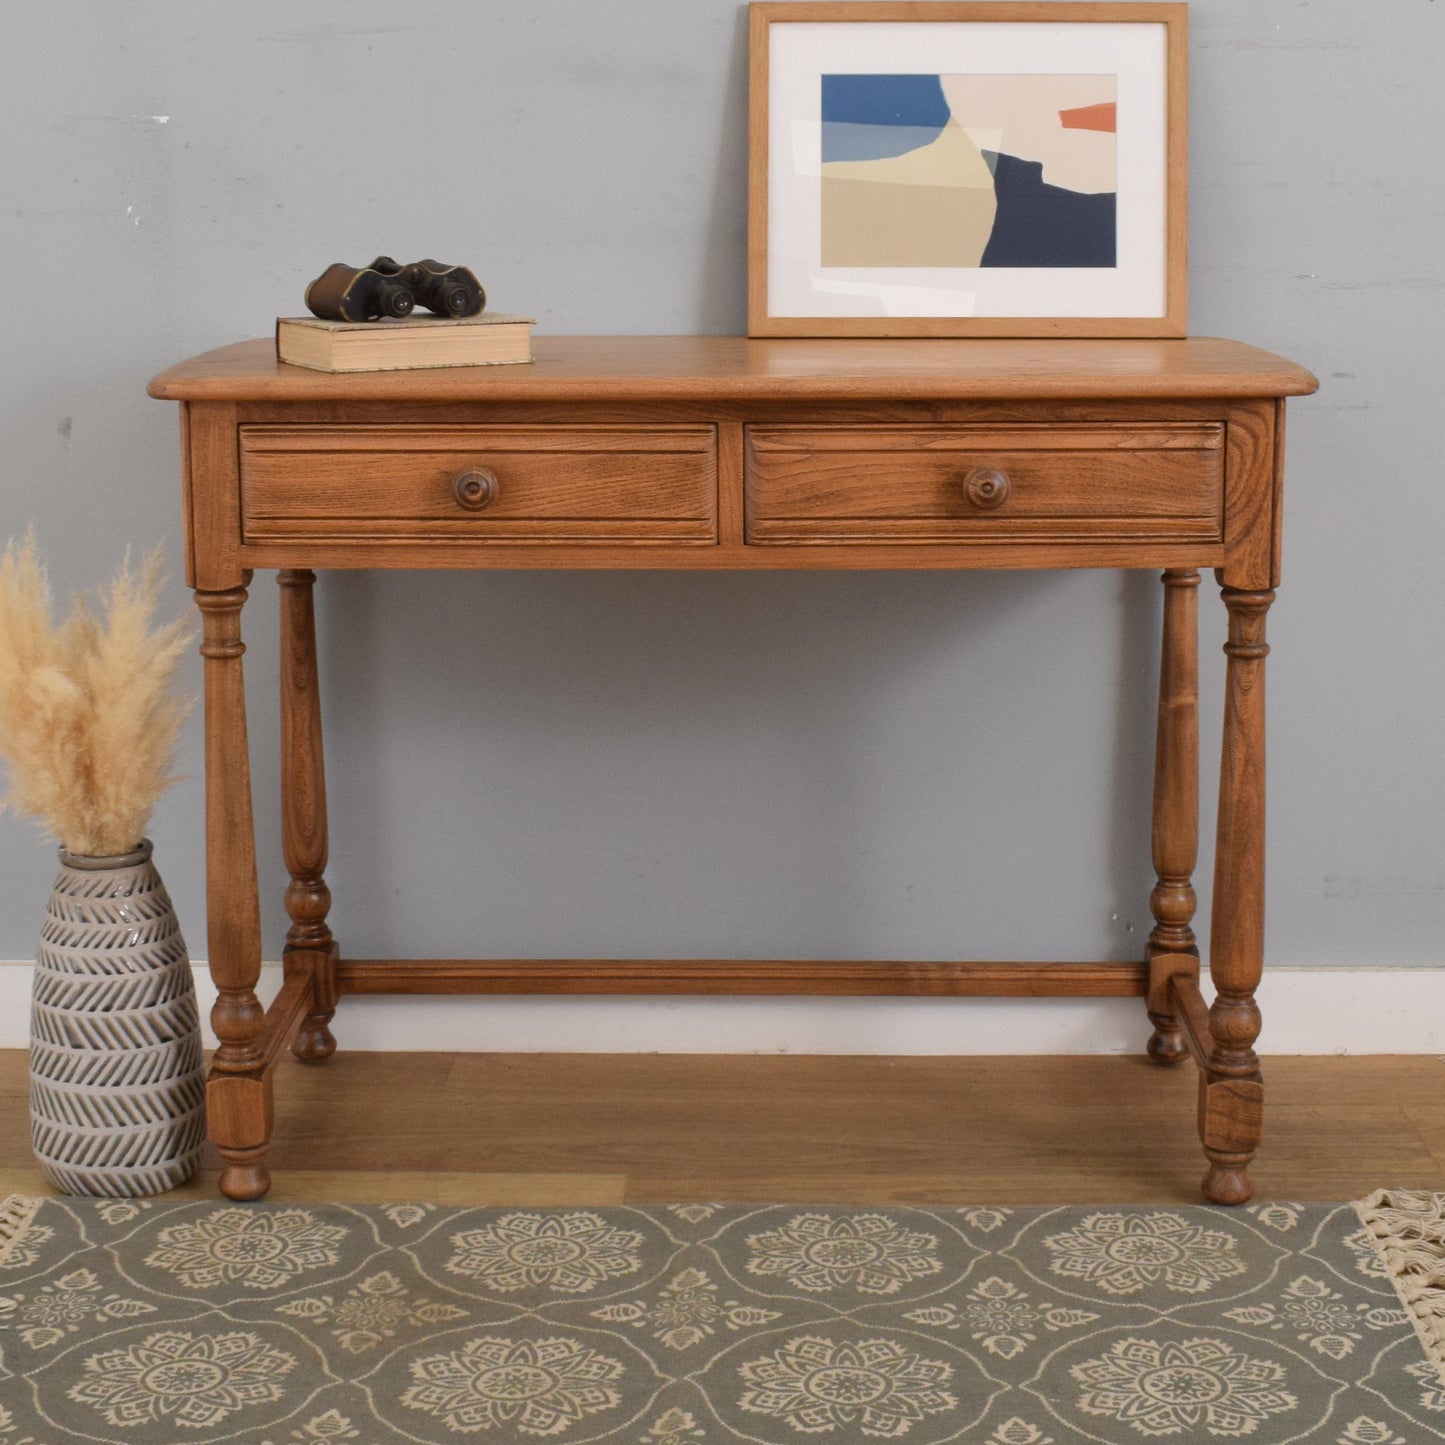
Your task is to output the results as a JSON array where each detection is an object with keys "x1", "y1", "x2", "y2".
[
  {"x1": 240, "y1": 425, "x2": 717, "y2": 543},
  {"x1": 745, "y1": 424, "x2": 1224, "y2": 544}
]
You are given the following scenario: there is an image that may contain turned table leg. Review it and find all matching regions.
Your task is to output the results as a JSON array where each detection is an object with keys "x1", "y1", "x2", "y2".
[
  {"x1": 196, "y1": 582, "x2": 272, "y2": 1201},
  {"x1": 1200, "y1": 581, "x2": 1274, "y2": 1205},
  {"x1": 279, "y1": 569, "x2": 338, "y2": 1063},
  {"x1": 1146, "y1": 568, "x2": 1201, "y2": 1065}
]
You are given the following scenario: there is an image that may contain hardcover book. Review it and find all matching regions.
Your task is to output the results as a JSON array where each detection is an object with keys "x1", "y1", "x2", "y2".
[{"x1": 275, "y1": 312, "x2": 534, "y2": 372}]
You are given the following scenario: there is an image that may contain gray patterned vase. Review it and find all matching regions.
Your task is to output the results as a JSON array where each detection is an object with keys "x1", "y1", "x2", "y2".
[{"x1": 28, "y1": 839, "x2": 205, "y2": 1195}]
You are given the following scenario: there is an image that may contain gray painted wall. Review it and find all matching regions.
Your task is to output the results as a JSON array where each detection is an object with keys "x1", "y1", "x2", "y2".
[{"x1": 1, "y1": 4, "x2": 1440, "y2": 1003}]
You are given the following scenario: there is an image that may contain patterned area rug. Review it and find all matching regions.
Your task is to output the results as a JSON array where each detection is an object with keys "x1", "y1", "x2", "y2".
[{"x1": 0, "y1": 1191, "x2": 1441, "y2": 1443}]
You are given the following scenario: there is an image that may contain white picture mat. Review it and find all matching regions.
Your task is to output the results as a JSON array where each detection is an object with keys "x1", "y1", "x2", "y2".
[{"x1": 767, "y1": 21, "x2": 1168, "y2": 319}]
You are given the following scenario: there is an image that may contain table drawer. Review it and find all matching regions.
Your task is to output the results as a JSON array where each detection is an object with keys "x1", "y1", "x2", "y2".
[
  {"x1": 240, "y1": 425, "x2": 717, "y2": 543},
  {"x1": 745, "y1": 424, "x2": 1224, "y2": 545}
]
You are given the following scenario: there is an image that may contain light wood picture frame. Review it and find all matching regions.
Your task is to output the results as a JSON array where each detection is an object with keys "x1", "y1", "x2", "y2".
[{"x1": 748, "y1": 2, "x2": 1188, "y2": 338}]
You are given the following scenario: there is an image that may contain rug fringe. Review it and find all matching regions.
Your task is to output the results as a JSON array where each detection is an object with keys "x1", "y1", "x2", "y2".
[
  {"x1": 0, "y1": 1193, "x2": 43, "y2": 1268},
  {"x1": 1354, "y1": 1188, "x2": 1445, "y2": 1388}
]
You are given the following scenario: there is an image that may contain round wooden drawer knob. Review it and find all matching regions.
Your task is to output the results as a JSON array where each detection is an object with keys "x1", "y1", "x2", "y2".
[
  {"x1": 453, "y1": 468, "x2": 498, "y2": 511},
  {"x1": 963, "y1": 466, "x2": 1010, "y2": 510}
]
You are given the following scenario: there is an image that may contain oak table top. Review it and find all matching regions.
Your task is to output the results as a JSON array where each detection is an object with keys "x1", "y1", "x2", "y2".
[{"x1": 149, "y1": 334, "x2": 1318, "y2": 403}]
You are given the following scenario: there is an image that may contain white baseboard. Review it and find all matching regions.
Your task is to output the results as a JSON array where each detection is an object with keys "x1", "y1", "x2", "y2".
[{"x1": 0, "y1": 961, "x2": 1442, "y2": 1054}]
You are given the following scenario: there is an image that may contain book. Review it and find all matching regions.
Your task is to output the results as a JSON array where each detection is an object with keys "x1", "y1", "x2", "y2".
[{"x1": 275, "y1": 312, "x2": 534, "y2": 373}]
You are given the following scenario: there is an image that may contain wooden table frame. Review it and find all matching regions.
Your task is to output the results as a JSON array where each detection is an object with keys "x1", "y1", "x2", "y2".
[{"x1": 150, "y1": 335, "x2": 1317, "y2": 1205}]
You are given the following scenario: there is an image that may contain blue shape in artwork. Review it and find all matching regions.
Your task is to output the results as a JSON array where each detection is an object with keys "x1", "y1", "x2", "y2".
[
  {"x1": 822, "y1": 121, "x2": 949, "y2": 163},
  {"x1": 821, "y1": 74, "x2": 950, "y2": 128},
  {"x1": 821, "y1": 75, "x2": 950, "y2": 162},
  {"x1": 979, "y1": 152, "x2": 1117, "y2": 268}
]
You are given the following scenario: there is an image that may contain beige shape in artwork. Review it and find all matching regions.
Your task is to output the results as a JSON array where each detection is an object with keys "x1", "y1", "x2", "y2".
[
  {"x1": 821, "y1": 121, "x2": 998, "y2": 268},
  {"x1": 823, "y1": 118, "x2": 996, "y2": 191},
  {"x1": 941, "y1": 74, "x2": 1117, "y2": 195}
]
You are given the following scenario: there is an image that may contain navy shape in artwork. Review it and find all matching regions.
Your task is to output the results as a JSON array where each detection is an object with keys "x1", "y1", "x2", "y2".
[
  {"x1": 979, "y1": 152, "x2": 1117, "y2": 268},
  {"x1": 821, "y1": 74, "x2": 950, "y2": 163}
]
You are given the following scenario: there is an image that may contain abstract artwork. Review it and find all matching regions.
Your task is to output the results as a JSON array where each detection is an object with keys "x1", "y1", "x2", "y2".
[
  {"x1": 820, "y1": 73, "x2": 1117, "y2": 269},
  {"x1": 749, "y1": 3, "x2": 1186, "y2": 338}
]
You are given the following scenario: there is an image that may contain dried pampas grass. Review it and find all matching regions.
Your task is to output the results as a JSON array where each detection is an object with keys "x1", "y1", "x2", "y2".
[{"x1": 0, "y1": 534, "x2": 194, "y2": 857}]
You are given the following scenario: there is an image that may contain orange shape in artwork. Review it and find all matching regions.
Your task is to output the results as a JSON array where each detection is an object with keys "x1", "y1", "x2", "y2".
[{"x1": 1059, "y1": 102, "x2": 1117, "y2": 133}]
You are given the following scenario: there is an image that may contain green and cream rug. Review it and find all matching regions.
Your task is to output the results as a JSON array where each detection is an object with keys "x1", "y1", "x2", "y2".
[{"x1": 0, "y1": 1191, "x2": 1441, "y2": 1443}]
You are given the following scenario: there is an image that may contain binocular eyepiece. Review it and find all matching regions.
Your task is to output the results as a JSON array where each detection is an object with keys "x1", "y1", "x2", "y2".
[{"x1": 305, "y1": 256, "x2": 486, "y2": 323}]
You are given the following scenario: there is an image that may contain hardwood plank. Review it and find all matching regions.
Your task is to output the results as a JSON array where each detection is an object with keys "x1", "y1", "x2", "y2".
[
  {"x1": 1396, "y1": 1098, "x2": 1445, "y2": 1178},
  {"x1": 0, "y1": 1052, "x2": 1433, "y2": 1206},
  {"x1": 0, "y1": 1169, "x2": 625, "y2": 1207}
]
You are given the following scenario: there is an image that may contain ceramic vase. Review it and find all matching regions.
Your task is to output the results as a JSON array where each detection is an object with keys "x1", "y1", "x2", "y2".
[{"x1": 28, "y1": 839, "x2": 205, "y2": 1195}]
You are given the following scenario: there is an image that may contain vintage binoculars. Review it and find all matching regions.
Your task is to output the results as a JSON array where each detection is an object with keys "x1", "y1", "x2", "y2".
[{"x1": 304, "y1": 257, "x2": 486, "y2": 323}]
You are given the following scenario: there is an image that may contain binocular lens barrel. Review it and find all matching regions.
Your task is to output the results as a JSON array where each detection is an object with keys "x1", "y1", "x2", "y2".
[
  {"x1": 437, "y1": 285, "x2": 472, "y2": 317},
  {"x1": 377, "y1": 283, "x2": 415, "y2": 319}
]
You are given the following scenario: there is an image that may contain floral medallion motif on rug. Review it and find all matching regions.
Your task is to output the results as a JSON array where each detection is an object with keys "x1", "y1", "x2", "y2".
[{"x1": 0, "y1": 1194, "x2": 1440, "y2": 1443}]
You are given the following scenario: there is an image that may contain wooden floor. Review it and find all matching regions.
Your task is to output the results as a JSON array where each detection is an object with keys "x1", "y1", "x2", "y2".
[{"x1": 1, "y1": 1051, "x2": 1441, "y2": 1206}]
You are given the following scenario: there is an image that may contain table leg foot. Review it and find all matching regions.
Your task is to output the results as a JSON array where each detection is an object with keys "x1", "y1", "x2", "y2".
[
  {"x1": 1147, "y1": 1024, "x2": 1189, "y2": 1066},
  {"x1": 1147, "y1": 949, "x2": 1198, "y2": 1068},
  {"x1": 1198, "y1": 1069, "x2": 1263, "y2": 1206},
  {"x1": 1202, "y1": 1159, "x2": 1254, "y2": 1206},
  {"x1": 293, "y1": 1017, "x2": 337, "y2": 1064},
  {"x1": 218, "y1": 1149, "x2": 271, "y2": 1201},
  {"x1": 287, "y1": 941, "x2": 339, "y2": 1066}
]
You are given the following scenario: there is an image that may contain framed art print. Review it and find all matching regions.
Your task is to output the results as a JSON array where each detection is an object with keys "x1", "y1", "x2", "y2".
[{"x1": 748, "y1": 2, "x2": 1187, "y2": 337}]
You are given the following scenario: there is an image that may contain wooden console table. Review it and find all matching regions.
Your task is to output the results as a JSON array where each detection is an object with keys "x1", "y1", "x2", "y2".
[{"x1": 149, "y1": 335, "x2": 1316, "y2": 1205}]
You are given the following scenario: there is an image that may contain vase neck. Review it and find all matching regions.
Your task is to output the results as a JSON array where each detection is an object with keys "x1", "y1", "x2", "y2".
[{"x1": 58, "y1": 839, "x2": 153, "y2": 871}]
